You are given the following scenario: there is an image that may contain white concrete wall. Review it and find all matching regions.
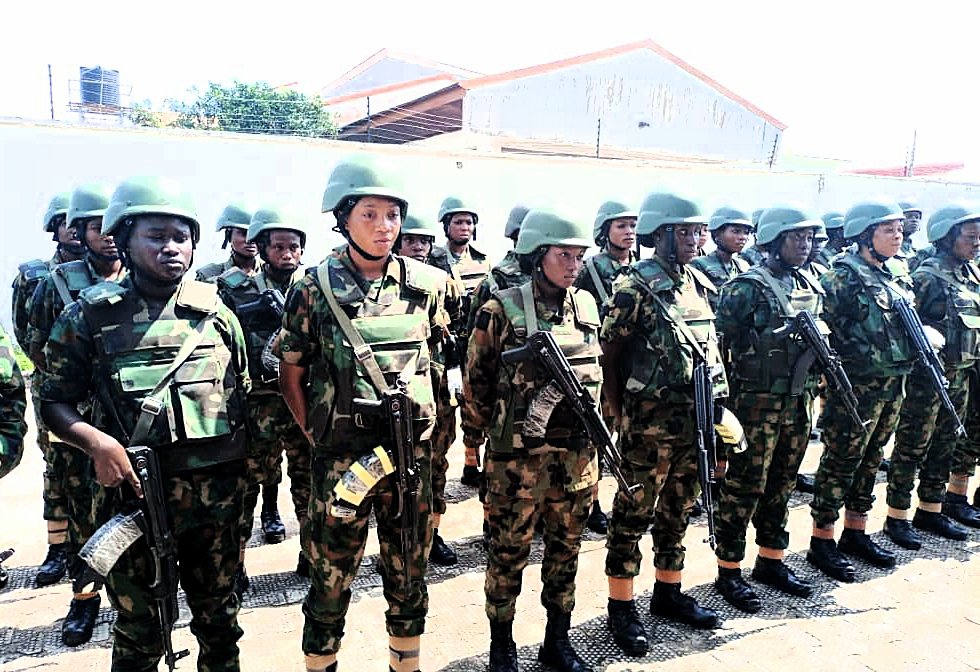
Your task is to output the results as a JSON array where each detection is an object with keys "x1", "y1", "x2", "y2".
[{"x1": 2, "y1": 119, "x2": 977, "y2": 331}]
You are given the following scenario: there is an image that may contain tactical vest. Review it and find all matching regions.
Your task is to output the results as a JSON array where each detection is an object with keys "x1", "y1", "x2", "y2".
[
  {"x1": 79, "y1": 280, "x2": 246, "y2": 470},
  {"x1": 625, "y1": 260, "x2": 727, "y2": 404},
  {"x1": 730, "y1": 267, "x2": 826, "y2": 395},
  {"x1": 833, "y1": 253, "x2": 915, "y2": 373},
  {"x1": 310, "y1": 255, "x2": 440, "y2": 448},
  {"x1": 489, "y1": 282, "x2": 602, "y2": 453},
  {"x1": 915, "y1": 257, "x2": 980, "y2": 368},
  {"x1": 51, "y1": 260, "x2": 98, "y2": 306},
  {"x1": 485, "y1": 252, "x2": 527, "y2": 295},
  {"x1": 448, "y1": 245, "x2": 490, "y2": 296},
  {"x1": 14, "y1": 258, "x2": 51, "y2": 285},
  {"x1": 583, "y1": 251, "x2": 633, "y2": 305}
]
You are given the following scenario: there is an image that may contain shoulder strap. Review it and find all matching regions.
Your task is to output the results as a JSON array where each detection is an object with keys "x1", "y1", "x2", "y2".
[
  {"x1": 633, "y1": 281, "x2": 707, "y2": 361},
  {"x1": 753, "y1": 265, "x2": 796, "y2": 316},
  {"x1": 585, "y1": 257, "x2": 609, "y2": 304},
  {"x1": 520, "y1": 282, "x2": 538, "y2": 336},
  {"x1": 51, "y1": 269, "x2": 73, "y2": 307}
]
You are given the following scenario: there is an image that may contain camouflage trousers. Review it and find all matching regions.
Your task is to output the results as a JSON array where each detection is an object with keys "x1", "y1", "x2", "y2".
[
  {"x1": 302, "y1": 445, "x2": 433, "y2": 656},
  {"x1": 430, "y1": 372, "x2": 456, "y2": 515},
  {"x1": 888, "y1": 368, "x2": 970, "y2": 509},
  {"x1": 714, "y1": 393, "x2": 812, "y2": 563},
  {"x1": 484, "y1": 446, "x2": 597, "y2": 623},
  {"x1": 32, "y1": 383, "x2": 66, "y2": 522},
  {"x1": 100, "y1": 461, "x2": 246, "y2": 672},
  {"x1": 811, "y1": 375, "x2": 905, "y2": 527},
  {"x1": 241, "y1": 392, "x2": 311, "y2": 550},
  {"x1": 952, "y1": 368, "x2": 980, "y2": 477},
  {"x1": 52, "y1": 441, "x2": 108, "y2": 590},
  {"x1": 606, "y1": 403, "x2": 700, "y2": 576}
]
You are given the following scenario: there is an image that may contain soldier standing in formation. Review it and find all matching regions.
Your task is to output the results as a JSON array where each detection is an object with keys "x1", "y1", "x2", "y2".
[
  {"x1": 40, "y1": 176, "x2": 252, "y2": 670},
  {"x1": 217, "y1": 207, "x2": 312, "y2": 594},
  {"x1": 27, "y1": 182, "x2": 126, "y2": 645},
  {"x1": 690, "y1": 207, "x2": 753, "y2": 306},
  {"x1": 10, "y1": 191, "x2": 85, "y2": 587},
  {"x1": 808, "y1": 201, "x2": 914, "y2": 581},
  {"x1": 601, "y1": 192, "x2": 726, "y2": 656},
  {"x1": 885, "y1": 205, "x2": 980, "y2": 547},
  {"x1": 805, "y1": 223, "x2": 830, "y2": 277},
  {"x1": 0, "y1": 322, "x2": 27, "y2": 590},
  {"x1": 465, "y1": 209, "x2": 600, "y2": 672},
  {"x1": 738, "y1": 209, "x2": 767, "y2": 268},
  {"x1": 196, "y1": 203, "x2": 261, "y2": 282},
  {"x1": 712, "y1": 207, "x2": 823, "y2": 612},
  {"x1": 818, "y1": 212, "x2": 846, "y2": 267},
  {"x1": 276, "y1": 156, "x2": 449, "y2": 672}
]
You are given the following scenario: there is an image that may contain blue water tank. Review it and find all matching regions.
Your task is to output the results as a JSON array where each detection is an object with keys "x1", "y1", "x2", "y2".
[{"x1": 79, "y1": 67, "x2": 120, "y2": 106}]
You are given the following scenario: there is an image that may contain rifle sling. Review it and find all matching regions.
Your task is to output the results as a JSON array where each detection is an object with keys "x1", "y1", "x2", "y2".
[
  {"x1": 585, "y1": 257, "x2": 609, "y2": 305},
  {"x1": 635, "y1": 283, "x2": 708, "y2": 361}
]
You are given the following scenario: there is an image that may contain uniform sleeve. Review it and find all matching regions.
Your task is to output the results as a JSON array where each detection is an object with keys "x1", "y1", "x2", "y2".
[
  {"x1": 599, "y1": 279, "x2": 644, "y2": 346},
  {"x1": 715, "y1": 279, "x2": 761, "y2": 342},
  {"x1": 0, "y1": 324, "x2": 27, "y2": 479},
  {"x1": 37, "y1": 302, "x2": 96, "y2": 407},
  {"x1": 218, "y1": 305, "x2": 251, "y2": 396},
  {"x1": 821, "y1": 266, "x2": 869, "y2": 337},
  {"x1": 427, "y1": 276, "x2": 452, "y2": 366},
  {"x1": 466, "y1": 276, "x2": 494, "y2": 335},
  {"x1": 911, "y1": 269, "x2": 946, "y2": 329},
  {"x1": 26, "y1": 277, "x2": 62, "y2": 371},
  {"x1": 461, "y1": 299, "x2": 507, "y2": 434},
  {"x1": 275, "y1": 277, "x2": 321, "y2": 367}
]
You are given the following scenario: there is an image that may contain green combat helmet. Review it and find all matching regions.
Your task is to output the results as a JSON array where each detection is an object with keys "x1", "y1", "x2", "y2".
[
  {"x1": 926, "y1": 204, "x2": 980, "y2": 243},
  {"x1": 755, "y1": 206, "x2": 821, "y2": 246},
  {"x1": 216, "y1": 202, "x2": 253, "y2": 232},
  {"x1": 822, "y1": 211, "x2": 845, "y2": 230},
  {"x1": 322, "y1": 154, "x2": 408, "y2": 220},
  {"x1": 438, "y1": 196, "x2": 479, "y2": 225},
  {"x1": 504, "y1": 204, "x2": 530, "y2": 241},
  {"x1": 708, "y1": 206, "x2": 752, "y2": 232},
  {"x1": 400, "y1": 214, "x2": 441, "y2": 241},
  {"x1": 514, "y1": 209, "x2": 592, "y2": 255},
  {"x1": 247, "y1": 206, "x2": 308, "y2": 247},
  {"x1": 102, "y1": 176, "x2": 200, "y2": 243},
  {"x1": 842, "y1": 200, "x2": 905, "y2": 240},
  {"x1": 593, "y1": 200, "x2": 637, "y2": 244},
  {"x1": 67, "y1": 183, "x2": 112, "y2": 229},
  {"x1": 636, "y1": 192, "x2": 706, "y2": 238},
  {"x1": 813, "y1": 223, "x2": 829, "y2": 243},
  {"x1": 43, "y1": 191, "x2": 71, "y2": 232},
  {"x1": 751, "y1": 209, "x2": 764, "y2": 229},
  {"x1": 899, "y1": 201, "x2": 923, "y2": 218}
]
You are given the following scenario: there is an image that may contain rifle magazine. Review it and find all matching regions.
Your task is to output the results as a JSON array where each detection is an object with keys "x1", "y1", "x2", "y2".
[{"x1": 79, "y1": 509, "x2": 145, "y2": 577}]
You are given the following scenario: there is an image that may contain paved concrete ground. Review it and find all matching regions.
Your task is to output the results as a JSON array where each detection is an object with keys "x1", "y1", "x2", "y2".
[{"x1": 2, "y1": 402, "x2": 978, "y2": 671}]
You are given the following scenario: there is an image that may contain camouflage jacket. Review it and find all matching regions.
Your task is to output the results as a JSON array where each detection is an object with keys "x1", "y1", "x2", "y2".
[
  {"x1": 26, "y1": 258, "x2": 126, "y2": 371},
  {"x1": 467, "y1": 250, "x2": 529, "y2": 334},
  {"x1": 911, "y1": 254, "x2": 980, "y2": 370},
  {"x1": 10, "y1": 252, "x2": 62, "y2": 350},
  {"x1": 821, "y1": 252, "x2": 916, "y2": 379},
  {"x1": 217, "y1": 265, "x2": 304, "y2": 392},
  {"x1": 909, "y1": 244, "x2": 935, "y2": 273},
  {"x1": 717, "y1": 266, "x2": 826, "y2": 396},
  {"x1": 601, "y1": 255, "x2": 728, "y2": 411},
  {"x1": 275, "y1": 247, "x2": 450, "y2": 455},
  {"x1": 463, "y1": 279, "x2": 601, "y2": 454},
  {"x1": 39, "y1": 277, "x2": 251, "y2": 471},
  {"x1": 575, "y1": 250, "x2": 635, "y2": 310},
  {"x1": 690, "y1": 250, "x2": 750, "y2": 309},
  {"x1": 195, "y1": 254, "x2": 261, "y2": 283},
  {"x1": 740, "y1": 245, "x2": 766, "y2": 268},
  {"x1": 0, "y1": 323, "x2": 27, "y2": 479}
]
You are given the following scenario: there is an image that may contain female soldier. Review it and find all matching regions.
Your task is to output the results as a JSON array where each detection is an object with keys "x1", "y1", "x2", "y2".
[
  {"x1": 465, "y1": 209, "x2": 600, "y2": 672},
  {"x1": 276, "y1": 155, "x2": 449, "y2": 672}
]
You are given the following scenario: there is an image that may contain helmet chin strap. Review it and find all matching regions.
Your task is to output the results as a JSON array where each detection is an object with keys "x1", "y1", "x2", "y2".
[{"x1": 347, "y1": 236, "x2": 386, "y2": 262}]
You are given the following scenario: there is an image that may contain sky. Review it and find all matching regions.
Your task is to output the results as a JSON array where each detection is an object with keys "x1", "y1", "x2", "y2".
[{"x1": 2, "y1": 0, "x2": 976, "y2": 168}]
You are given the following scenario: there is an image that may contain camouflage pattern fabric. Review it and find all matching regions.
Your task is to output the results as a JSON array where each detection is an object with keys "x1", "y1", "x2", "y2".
[
  {"x1": 0, "y1": 323, "x2": 27, "y2": 479},
  {"x1": 302, "y1": 451, "x2": 433, "y2": 654},
  {"x1": 466, "y1": 250, "x2": 529, "y2": 335},
  {"x1": 690, "y1": 250, "x2": 749, "y2": 309},
  {"x1": 484, "y1": 449, "x2": 595, "y2": 622},
  {"x1": 714, "y1": 394, "x2": 812, "y2": 562},
  {"x1": 430, "y1": 370, "x2": 455, "y2": 515},
  {"x1": 811, "y1": 376, "x2": 906, "y2": 527},
  {"x1": 909, "y1": 244, "x2": 936, "y2": 273},
  {"x1": 575, "y1": 250, "x2": 635, "y2": 310},
  {"x1": 953, "y1": 369, "x2": 980, "y2": 477},
  {"x1": 195, "y1": 254, "x2": 260, "y2": 284},
  {"x1": 10, "y1": 253, "x2": 60, "y2": 349},
  {"x1": 740, "y1": 246, "x2": 766, "y2": 268}
]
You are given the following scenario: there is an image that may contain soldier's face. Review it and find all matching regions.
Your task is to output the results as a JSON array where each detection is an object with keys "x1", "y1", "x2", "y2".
[
  {"x1": 607, "y1": 217, "x2": 637, "y2": 250},
  {"x1": 540, "y1": 244, "x2": 586, "y2": 289},
  {"x1": 673, "y1": 224, "x2": 702, "y2": 265},
  {"x1": 265, "y1": 230, "x2": 303, "y2": 272},
  {"x1": 871, "y1": 220, "x2": 905, "y2": 258},
  {"x1": 128, "y1": 216, "x2": 194, "y2": 282},
  {"x1": 717, "y1": 224, "x2": 751, "y2": 253},
  {"x1": 779, "y1": 228, "x2": 814, "y2": 267},
  {"x1": 230, "y1": 228, "x2": 258, "y2": 258},
  {"x1": 447, "y1": 213, "x2": 475, "y2": 244},
  {"x1": 55, "y1": 217, "x2": 82, "y2": 249},
  {"x1": 346, "y1": 196, "x2": 401, "y2": 258},
  {"x1": 952, "y1": 221, "x2": 980, "y2": 262},
  {"x1": 697, "y1": 228, "x2": 709, "y2": 250},
  {"x1": 82, "y1": 217, "x2": 118, "y2": 259},
  {"x1": 903, "y1": 211, "x2": 922, "y2": 235},
  {"x1": 397, "y1": 233, "x2": 432, "y2": 262}
]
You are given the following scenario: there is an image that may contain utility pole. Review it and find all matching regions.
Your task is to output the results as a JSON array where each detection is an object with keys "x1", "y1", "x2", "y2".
[
  {"x1": 906, "y1": 129, "x2": 917, "y2": 177},
  {"x1": 366, "y1": 96, "x2": 372, "y2": 143},
  {"x1": 595, "y1": 117, "x2": 601, "y2": 159},
  {"x1": 48, "y1": 64, "x2": 54, "y2": 120}
]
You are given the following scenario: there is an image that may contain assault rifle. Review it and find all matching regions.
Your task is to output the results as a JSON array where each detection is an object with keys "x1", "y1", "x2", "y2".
[
  {"x1": 237, "y1": 289, "x2": 286, "y2": 327},
  {"x1": 500, "y1": 330, "x2": 640, "y2": 495},
  {"x1": 894, "y1": 297, "x2": 967, "y2": 438},
  {"x1": 352, "y1": 385, "x2": 419, "y2": 586},
  {"x1": 692, "y1": 357, "x2": 718, "y2": 549},
  {"x1": 775, "y1": 310, "x2": 867, "y2": 429}
]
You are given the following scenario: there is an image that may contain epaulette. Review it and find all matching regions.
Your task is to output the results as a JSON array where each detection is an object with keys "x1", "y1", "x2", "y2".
[
  {"x1": 468, "y1": 244, "x2": 488, "y2": 261},
  {"x1": 53, "y1": 260, "x2": 96, "y2": 292},
  {"x1": 17, "y1": 259, "x2": 50, "y2": 281},
  {"x1": 402, "y1": 256, "x2": 445, "y2": 295},
  {"x1": 175, "y1": 280, "x2": 219, "y2": 313},
  {"x1": 569, "y1": 287, "x2": 600, "y2": 328},
  {"x1": 79, "y1": 281, "x2": 129, "y2": 307},
  {"x1": 216, "y1": 266, "x2": 251, "y2": 290}
]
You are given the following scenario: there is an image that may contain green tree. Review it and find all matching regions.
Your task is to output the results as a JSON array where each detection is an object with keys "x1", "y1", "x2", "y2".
[
  {"x1": 168, "y1": 81, "x2": 337, "y2": 138},
  {"x1": 129, "y1": 101, "x2": 163, "y2": 128}
]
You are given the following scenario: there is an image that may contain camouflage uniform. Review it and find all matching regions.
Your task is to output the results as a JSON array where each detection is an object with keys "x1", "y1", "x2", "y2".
[
  {"x1": 690, "y1": 250, "x2": 750, "y2": 309},
  {"x1": 217, "y1": 266, "x2": 310, "y2": 552},
  {"x1": 575, "y1": 250, "x2": 635, "y2": 310},
  {"x1": 811, "y1": 253, "x2": 915, "y2": 527},
  {"x1": 40, "y1": 276, "x2": 251, "y2": 671},
  {"x1": 602, "y1": 256, "x2": 727, "y2": 576},
  {"x1": 909, "y1": 244, "x2": 936, "y2": 273},
  {"x1": 0, "y1": 323, "x2": 27, "y2": 480},
  {"x1": 740, "y1": 245, "x2": 766, "y2": 268},
  {"x1": 714, "y1": 267, "x2": 824, "y2": 562},
  {"x1": 464, "y1": 280, "x2": 601, "y2": 622},
  {"x1": 196, "y1": 254, "x2": 260, "y2": 283},
  {"x1": 275, "y1": 248, "x2": 448, "y2": 656},
  {"x1": 889, "y1": 256, "x2": 980, "y2": 510}
]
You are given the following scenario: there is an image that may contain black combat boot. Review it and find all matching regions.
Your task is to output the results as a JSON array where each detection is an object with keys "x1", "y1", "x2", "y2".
[
  {"x1": 296, "y1": 551, "x2": 311, "y2": 578},
  {"x1": 607, "y1": 599, "x2": 648, "y2": 656},
  {"x1": 806, "y1": 537, "x2": 856, "y2": 582},
  {"x1": 233, "y1": 564, "x2": 249, "y2": 599},
  {"x1": 883, "y1": 517, "x2": 922, "y2": 550},
  {"x1": 488, "y1": 620, "x2": 518, "y2": 672},
  {"x1": 586, "y1": 502, "x2": 608, "y2": 535},
  {"x1": 649, "y1": 581, "x2": 719, "y2": 629},
  {"x1": 914, "y1": 508, "x2": 970, "y2": 538},
  {"x1": 36, "y1": 543, "x2": 68, "y2": 586},
  {"x1": 260, "y1": 485, "x2": 286, "y2": 544},
  {"x1": 879, "y1": 457, "x2": 890, "y2": 473},
  {"x1": 837, "y1": 528, "x2": 895, "y2": 568},
  {"x1": 941, "y1": 494, "x2": 980, "y2": 530},
  {"x1": 61, "y1": 594, "x2": 101, "y2": 646},
  {"x1": 690, "y1": 500, "x2": 703, "y2": 517},
  {"x1": 795, "y1": 473, "x2": 815, "y2": 494},
  {"x1": 714, "y1": 567, "x2": 762, "y2": 613},
  {"x1": 429, "y1": 530, "x2": 458, "y2": 566},
  {"x1": 751, "y1": 557, "x2": 812, "y2": 597},
  {"x1": 538, "y1": 610, "x2": 591, "y2": 672},
  {"x1": 460, "y1": 465, "x2": 481, "y2": 487}
]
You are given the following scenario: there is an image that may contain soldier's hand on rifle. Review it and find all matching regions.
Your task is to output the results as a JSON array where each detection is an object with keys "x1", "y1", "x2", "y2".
[{"x1": 92, "y1": 436, "x2": 142, "y2": 497}]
